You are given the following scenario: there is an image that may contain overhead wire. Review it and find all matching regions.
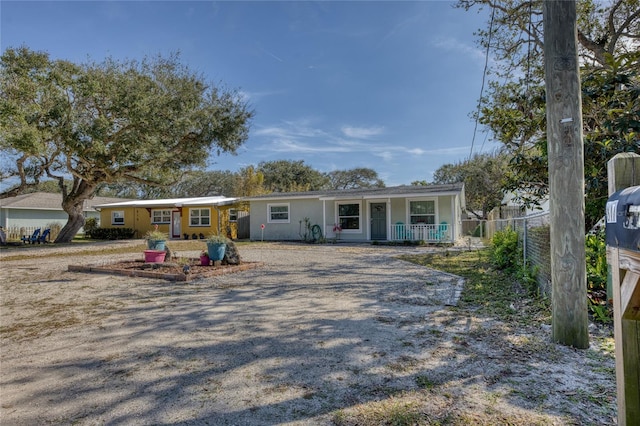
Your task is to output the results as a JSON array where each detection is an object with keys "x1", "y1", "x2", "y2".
[{"x1": 469, "y1": 5, "x2": 495, "y2": 160}]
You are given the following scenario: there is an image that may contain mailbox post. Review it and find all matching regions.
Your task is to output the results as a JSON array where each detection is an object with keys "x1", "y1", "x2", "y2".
[{"x1": 606, "y1": 153, "x2": 640, "y2": 426}]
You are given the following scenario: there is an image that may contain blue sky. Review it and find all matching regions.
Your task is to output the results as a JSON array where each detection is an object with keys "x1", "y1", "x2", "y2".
[{"x1": 1, "y1": 1, "x2": 500, "y2": 186}]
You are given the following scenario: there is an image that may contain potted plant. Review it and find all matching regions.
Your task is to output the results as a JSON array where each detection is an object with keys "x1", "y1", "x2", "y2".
[
  {"x1": 199, "y1": 250, "x2": 210, "y2": 266},
  {"x1": 144, "y1": 225, "x2": 167, "y2": 250},
  {"x1": 206, "y1": 234, "x2": 228, "y2": 261}
]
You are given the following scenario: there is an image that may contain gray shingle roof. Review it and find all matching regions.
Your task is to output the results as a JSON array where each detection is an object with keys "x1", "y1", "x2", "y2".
[
  {"x1": 0, "y1": 192, "x2": 136, "y2": 211},
  {"x1": 243, "y1": 182, "x2": 464, "y2": 201}
]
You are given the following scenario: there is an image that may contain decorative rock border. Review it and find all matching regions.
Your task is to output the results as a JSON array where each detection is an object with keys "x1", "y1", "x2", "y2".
[{"x1": 68, "y1": 261, "x2": 264, "y2": 282}]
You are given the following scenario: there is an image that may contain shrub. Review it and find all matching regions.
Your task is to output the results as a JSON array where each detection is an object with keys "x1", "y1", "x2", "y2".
[
  {"x1": 83, "y1": 217, "x2": 99, "y2": 237},
  {"x1": 490, "y1": 227, "x2": 520, "y2": 271},
  {"x1": 585, "y1": 230, "x2": 607, "y2": 294},
  {"x1": 90, "y1": 227, "x2": 135, "y2": 240}
]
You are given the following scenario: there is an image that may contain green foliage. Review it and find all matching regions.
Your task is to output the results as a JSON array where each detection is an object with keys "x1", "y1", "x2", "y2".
[
  {"x1": 258, "y1": 160, "x2": 329, "y2": 192},
  {"x1": 432, "y1": 152, "x2": 509, "y2": 219},
  {"x1": 400, "y1": 249, "x2": 537, "y2": 322},
  {"x1": 205, "y1": 234, "x2": 229, "y2": 244},
  {"x1": 144, "y1": 229, "x2": 167, "y2": 241},
  {"x1": 327, "y1": 168, "x2": 385, "y2": 190},
  {"x1": 460, "y1": 0, "x2": 640, "y2": 231},
  {"x1": 585, "y1": 230, "x2": 611, "y2": 323},
  {"x1": 585, "y1": 231, "x2": 607, "y2": 293},
  {"x1": 89, "y1": 227, "x2": 135, "y2": 240},
  {"x1": 1, "y1": 47, "x2": 253, "y2": 241},
  {"x1": 83, "y1": 217, "x2": 99, "y2": 237},
  {"x1": 490, "y1": 228, "x2": 520, "y2": 271}
]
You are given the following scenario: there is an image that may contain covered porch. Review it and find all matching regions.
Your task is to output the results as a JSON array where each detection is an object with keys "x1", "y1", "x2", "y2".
[{"x1": 389, "y1": 222, "x2": 451, "y2": 243}]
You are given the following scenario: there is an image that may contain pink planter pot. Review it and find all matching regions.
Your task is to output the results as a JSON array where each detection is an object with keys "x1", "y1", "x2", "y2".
[
  {"x1": 144, "y1": 250, "x2": 166, "y2": 263},
  {"x1": 200, "y1": 255, "x2": 210, "y2": 266}
]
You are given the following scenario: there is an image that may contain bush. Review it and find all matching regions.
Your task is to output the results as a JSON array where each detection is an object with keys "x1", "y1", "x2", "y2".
[
  {"x1": 490, "y1": 227, "x2": 520, "y2": 271},
  {"x1": 585, "y1": 230, "x2": 607, "y2": 294},
  {"x1": 84, "y1": 217, "x2": 99, "y2": 237},
  {"x1": 90, "y1": 227, "x2": 135, "y2": 240}
]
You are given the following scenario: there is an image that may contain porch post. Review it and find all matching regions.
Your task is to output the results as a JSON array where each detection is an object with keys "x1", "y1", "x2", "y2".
[
  {"x1": 387, "y1": 198, "x2": 391, "y2": 241},
  {"x1": 322, "y1": 200, "x2": 326, "y2": 238},
  {"x1": 451, "y1": 196, "x2": 455, "y2": 242}
]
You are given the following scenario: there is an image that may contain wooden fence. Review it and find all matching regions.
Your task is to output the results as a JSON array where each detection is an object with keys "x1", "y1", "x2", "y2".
[{"x1": 3, "y1": 225, "x2": 60, "y2": 243}]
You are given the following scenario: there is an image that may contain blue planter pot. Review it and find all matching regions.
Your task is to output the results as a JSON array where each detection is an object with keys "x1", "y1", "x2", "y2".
[
  {"x1": 147, "y1": 239, "x2": 166, "y2": 250},
  {"x1": 207, "y1": 242, "x2": 226, "y2": 261}
]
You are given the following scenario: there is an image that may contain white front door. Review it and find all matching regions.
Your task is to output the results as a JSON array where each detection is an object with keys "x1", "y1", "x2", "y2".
[{"x1": 171, "y1": 211, "x2": 181, "y2": 239}]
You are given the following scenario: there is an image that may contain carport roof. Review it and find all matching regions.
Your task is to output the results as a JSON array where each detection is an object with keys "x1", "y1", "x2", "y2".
[{"x1": 93, "y1": 196, "x2": 238, "y2": 209}]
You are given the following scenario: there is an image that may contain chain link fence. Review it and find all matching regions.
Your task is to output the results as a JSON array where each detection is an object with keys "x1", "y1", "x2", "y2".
[{"x1": 485, "y1": 212, "x2": 552, "y2": 297}]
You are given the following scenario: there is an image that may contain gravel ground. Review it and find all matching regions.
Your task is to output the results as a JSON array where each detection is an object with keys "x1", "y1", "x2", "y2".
[{"x1": 0, "y1": 241, "x2": 616, "y2": 425}]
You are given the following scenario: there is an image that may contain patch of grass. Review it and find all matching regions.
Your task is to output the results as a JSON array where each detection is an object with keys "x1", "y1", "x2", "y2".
[
  {"x1": 399, "y1": 249, "x2": 547, "y2": 324},
  {"x1": 386, "y1": 355, "x2": 420, "y2": 372},
  {"x1": 415, "y1": 375, "x2": 440, "y2": 390},
  {"x1": 333, "y1": 397, "x2": 427, "y2": 426}
]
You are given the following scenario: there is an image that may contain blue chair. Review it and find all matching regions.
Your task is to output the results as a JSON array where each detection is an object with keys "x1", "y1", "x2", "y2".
[
  {"x1": 38, "y1": 228, "x2": 51, "y2": 244},
  {"x1": 436, "y1": 222, "x2": 448, "y2": 241},
  {"x1": 21, "y1": 228, "x2": 41, "y2": 244}
]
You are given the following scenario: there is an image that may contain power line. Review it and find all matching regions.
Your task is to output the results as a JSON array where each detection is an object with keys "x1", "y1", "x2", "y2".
[{"x1": 469, "y1": 5, "x2": 495, "y2": 160}]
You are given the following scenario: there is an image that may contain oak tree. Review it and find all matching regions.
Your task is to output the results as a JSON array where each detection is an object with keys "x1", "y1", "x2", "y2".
[{"x1": 1, "y1": 47, "x2": 253, "y2": 242}]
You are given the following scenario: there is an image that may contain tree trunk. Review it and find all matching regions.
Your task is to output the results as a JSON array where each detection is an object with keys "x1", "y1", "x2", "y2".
[
  {"x1": 54, "y1": 179, "x2": 96, "y2": 243},
  {"x1": 55, "y1": 204, "x2": 86, "y2": 243}
]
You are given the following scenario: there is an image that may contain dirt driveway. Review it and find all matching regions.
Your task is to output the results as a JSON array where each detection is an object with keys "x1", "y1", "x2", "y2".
[{"x1": 0, "y1": 242, "x2": 616, "y2": 425}]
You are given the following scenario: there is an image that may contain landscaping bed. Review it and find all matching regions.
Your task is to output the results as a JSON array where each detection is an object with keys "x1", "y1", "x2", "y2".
[{"x1": 68, "y1": 259, "x2": 264, "y2": 282}]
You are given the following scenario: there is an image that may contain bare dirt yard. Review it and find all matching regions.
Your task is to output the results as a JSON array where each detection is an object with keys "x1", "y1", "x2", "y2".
[{"x1": 0, "y1": 241, "x2": 616, "y2": 425}]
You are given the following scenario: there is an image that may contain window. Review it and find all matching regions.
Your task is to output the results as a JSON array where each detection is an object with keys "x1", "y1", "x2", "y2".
[
  {"x1": 190, "y1": 208, "x2": 211, "y2": 226},
  {"x1": 338, "y1": 202, "x2": 360, "y2": 231},
  {"x1": 409, "y1": 200, "x2": 435, "y2": 224},
  {"x1": 229, "y1": 208, "x2": 238, "y2": 222},
  {"x1": 268, "y1": 203, "x2": 289, "y2": 223},
  {"x1": 152, "y1": 209, "x2": 172, "y2": 224},
  {"x1": 111, "y1": 211, "x2": 124, "y2": 225}
]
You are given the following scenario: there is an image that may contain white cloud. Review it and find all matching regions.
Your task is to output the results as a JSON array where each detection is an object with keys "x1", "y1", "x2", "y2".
[
  {"x1": 341, "y1": 125, "x2": 385, "y2": 139},
  {"x1": 432, "y1": 36, "x2": 486, "y2": 63}
]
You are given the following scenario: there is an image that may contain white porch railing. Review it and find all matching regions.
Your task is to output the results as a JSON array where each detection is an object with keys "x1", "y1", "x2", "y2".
[{"x1": 389, "y1": 223, "x2": 450, "y2": 242}]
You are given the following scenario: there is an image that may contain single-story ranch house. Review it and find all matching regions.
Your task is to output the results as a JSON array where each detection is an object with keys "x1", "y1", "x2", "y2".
[
  {"x1": 244, "y1": 183, "x2": 465, "y2": 243},
  {"x1": 0, "y1": 191, "x2": 131, "y2": 231},
  {"x1": 94, "y1": 196, "x2": 246, "y2": 240}
]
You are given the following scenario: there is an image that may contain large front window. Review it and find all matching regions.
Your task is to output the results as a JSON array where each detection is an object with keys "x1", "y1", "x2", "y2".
[
  {"x1": 409, "y1": 200, "x2": 435, "y2": 224},
  {"x1": 152, "y1": 209, "x2": 172, "y2": 224},
  {"x1": 190, "y1": 208, "x2": 210, "y2": 226},
  {"x1": 268, "y1": 204, "x2": 289, "y2": 223},
  {"x1": 338, "y1": 202, "x2": 360, "y2": 230}
]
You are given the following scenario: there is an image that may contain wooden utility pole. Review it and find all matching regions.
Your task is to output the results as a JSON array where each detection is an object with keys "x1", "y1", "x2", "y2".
[{"x1": 543, "y1": 0, "x2": 589, "y2": 348}]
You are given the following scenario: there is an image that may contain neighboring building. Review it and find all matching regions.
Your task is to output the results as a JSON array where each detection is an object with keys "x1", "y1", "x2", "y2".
[
  {"x1": 244, "y1": 183, "x2": 466, "y2": 243},
  {"x1": 94, "y1": 196, "x2": 245, "y2": 240},
  {"x1": 0, "y1": 192, "x2": 130, "y2": 231}
]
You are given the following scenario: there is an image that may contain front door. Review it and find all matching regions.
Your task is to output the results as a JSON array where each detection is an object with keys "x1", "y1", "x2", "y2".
[
  {"x1": 370, "y1": 203, "x2": 387, "y2": 240},
  {"x1": 171, "y1": 211, "x2": 181, "y2": 239}
]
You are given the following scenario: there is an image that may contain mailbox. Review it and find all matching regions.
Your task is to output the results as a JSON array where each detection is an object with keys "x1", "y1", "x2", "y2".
[{"x1": 606, "y1": 185, "x2": 640, "y2": 251}]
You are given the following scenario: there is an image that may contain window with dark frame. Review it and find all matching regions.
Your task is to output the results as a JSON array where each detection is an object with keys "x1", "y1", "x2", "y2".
[
  {"x1": 338, "y1": 203, "x2": 360, "y2": 230},
  {"x1": 111, "y1": 211, "x2": 124, "y2": 225},
  {"x1": 409, "y1": 200, "x2": 435, "y2": 225}
]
